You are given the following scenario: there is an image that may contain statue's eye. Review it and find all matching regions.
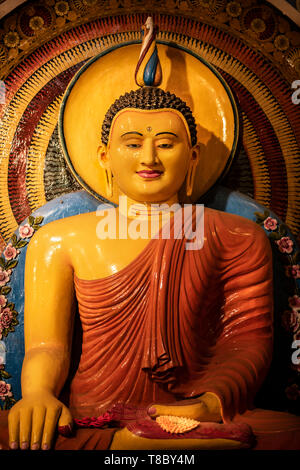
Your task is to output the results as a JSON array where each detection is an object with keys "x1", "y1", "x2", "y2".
[
  {"x1": 158, "y1": 143, "x2": 173, "y2": 149},
  {"x1": 126, "y1": 143, "x2": 141, "y2": 148}
]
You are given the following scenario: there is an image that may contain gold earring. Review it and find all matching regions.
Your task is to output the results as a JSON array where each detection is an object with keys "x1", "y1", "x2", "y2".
[{"x1": 105, "y1": 168, "x2": 113, "y2": 198}]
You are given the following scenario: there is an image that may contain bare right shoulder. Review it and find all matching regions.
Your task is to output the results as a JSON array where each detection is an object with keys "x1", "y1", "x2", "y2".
[{"x1": 26, "y1": 211, "x2": 99, "y2": 261}]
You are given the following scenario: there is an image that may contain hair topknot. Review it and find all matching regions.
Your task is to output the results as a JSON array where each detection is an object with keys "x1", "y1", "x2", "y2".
[{"x1": 101, "y1": 87, "x2": 197, "y2": 147}]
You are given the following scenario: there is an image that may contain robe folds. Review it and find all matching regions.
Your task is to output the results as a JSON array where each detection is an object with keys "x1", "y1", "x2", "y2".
[{"x1": 1, "y1": 207, "x2": 300, "y2": 450}]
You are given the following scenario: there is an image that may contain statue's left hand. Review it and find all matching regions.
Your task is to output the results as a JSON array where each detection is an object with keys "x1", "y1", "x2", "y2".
[{"x1": 147, "y1": 392, "x2": 222, "y2": 423}]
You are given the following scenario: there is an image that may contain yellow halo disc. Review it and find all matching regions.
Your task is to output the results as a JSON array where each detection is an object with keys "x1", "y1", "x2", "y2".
[{"x1": 59, "y1": 42, "x2": 239, "y2": 204}]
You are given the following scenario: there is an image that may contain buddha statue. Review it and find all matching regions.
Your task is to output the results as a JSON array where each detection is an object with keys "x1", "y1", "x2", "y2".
[{"x1": 0, "y1": 18, "x2": 300, "y2": 451}]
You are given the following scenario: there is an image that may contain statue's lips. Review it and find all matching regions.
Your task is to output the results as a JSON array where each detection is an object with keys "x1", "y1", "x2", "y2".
[{"x1": 137, "y1": 170, "x2": 163, "y2": 179}]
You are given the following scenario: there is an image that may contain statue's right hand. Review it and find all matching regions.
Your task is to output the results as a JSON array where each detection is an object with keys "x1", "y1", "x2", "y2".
[{"x1": 8, "y1": 391, "x2": 73, "y2": 450}]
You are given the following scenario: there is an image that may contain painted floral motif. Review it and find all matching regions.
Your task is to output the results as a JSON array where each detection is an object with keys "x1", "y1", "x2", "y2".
[
  {"x1": 0, "y1": 215, "x2": 44, "y2": 409},
  {"x1": 276, "y1": 236, "x2": 294, "y2": 254},
  {"x1": 282, "y1": 309, "x2": 300, "y2": 333},
  {"x1": 226, "y1": 1, "x2": 242, "y2": 18},
  {"x1": 289, "y1": 295, "x2": 300, "y2": 312},
  {"x1": 274, "y1": 34, "x2": 290, "y2": 51},
  {"x1": 285, "y1": 383, "x2": 300, "y2": 401},
  {"x1": 55, "y1": 1, "x2": 70, "y2": 16},
  {"x1": 29, "y1": 16, "x2": 45, "y2": 32},
  {"x1": 3, "y1": 243, "x2": 20, "y2": 261},
  {"x1": 19, "y1": 223, "x2": 34, "y2": 239},
  {"x1": 285, "y1": 265, "x2": 300, "y2": 279},
  {"x1": 251, "y1": 18, "x2": 266, "y2": 34},
  {"x1": 0, "y1": 365, "x2": 16, "y2": 409},
  {"x1": 263, "y1": 216, "x2": 278, "y2": 231},
  {"x1": 255, "y1": 209, "x2": 300, "y2": 404},
  {"x1": 0, "y1": 215, "x2": 44, "y2": 341},
  {"x1": 3, "y1": 31, "x2": 20, "y2": 48}
]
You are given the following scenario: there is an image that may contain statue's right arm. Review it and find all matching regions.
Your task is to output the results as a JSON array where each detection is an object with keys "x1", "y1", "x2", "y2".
[{"x1": 8, "y1": 222, "x2": 75, "y2": 450}]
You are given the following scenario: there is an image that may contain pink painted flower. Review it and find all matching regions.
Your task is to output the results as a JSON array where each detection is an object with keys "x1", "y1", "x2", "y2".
[
  {"x1": 0, "y1": 381, "x2": 12, "y2": 401},
  {"x1": 0, "y1": 307, "x2": 12, "y2": 329},
  {"x1": 282, "y1": 310, "x2": 300, "y2": 332},
  {"x1": 0, "y1": 295, "x2": 6, "y2": 308},
  {"x1": 263, "y1": 216, "x2": 278, "y2": 231},
  {"x1": 289, "y1": 295, "x2": 300, "y2": 312},
  {"x1": 3, "y1": 243, "x2": 19, "y2": 261},
  {"x1": 0, "y1": 268, "x2": 10, "y2": 287},
  {"x1": 275, "y1": 236, "x2": 294, "y2": 254},
  {"x1": 19, "y1": 223, "x2": 34, "y2": 239},
  {"x1": 285, "y1": 264, "x2": 300, "y2": 278}
]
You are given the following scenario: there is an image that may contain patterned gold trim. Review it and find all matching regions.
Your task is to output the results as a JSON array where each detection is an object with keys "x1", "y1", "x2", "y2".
[
  {"x1": 27, "y1": 97, "x2": 63, "y2": 212},
  {"x1": 242, "y1": 112, "x2": 271, "y2": 207}
]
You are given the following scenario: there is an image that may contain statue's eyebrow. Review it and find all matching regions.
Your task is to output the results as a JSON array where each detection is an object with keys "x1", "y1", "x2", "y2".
[
  {"x1": 121, "y1": 131, "x2": 143, "y2": 137},
  {"x1": 155, "y1": 132, "x2": 178, "y2": 137}
]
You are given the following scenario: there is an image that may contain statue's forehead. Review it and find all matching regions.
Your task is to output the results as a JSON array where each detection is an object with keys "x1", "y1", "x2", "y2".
[{"x1": 109, "y1": 108, "x2": 191, "y2": 140}]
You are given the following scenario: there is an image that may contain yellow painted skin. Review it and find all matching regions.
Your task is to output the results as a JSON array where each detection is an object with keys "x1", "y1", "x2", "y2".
[{"x1": 8, "y1": 110, "x2": 228, "y2": 451}]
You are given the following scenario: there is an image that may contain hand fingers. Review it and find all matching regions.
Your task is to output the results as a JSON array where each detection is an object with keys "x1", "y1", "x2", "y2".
[
  {"x1": 41, "y1": 406, "x2": 61, "y2": 450},
  {"x1": 19, "y1": 407, "x2": 33, "y2": 450},
  {"x1": 8, "y1": 407, "x2": 20, "y2": 450},
  {"x1": 30, "y1": 405, "x2": 46, "y2": 450},
  {"x1": 58, "y1": 405, "x2": 73, "y2": 437},
  {"x1": 148, "y1": 402, "x2": 207, "y2": 420}
]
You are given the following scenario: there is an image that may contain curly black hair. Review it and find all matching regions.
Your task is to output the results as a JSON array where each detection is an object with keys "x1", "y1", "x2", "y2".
[{"x1": 101, "y1": 87, "x2": 197, "y2": 147}]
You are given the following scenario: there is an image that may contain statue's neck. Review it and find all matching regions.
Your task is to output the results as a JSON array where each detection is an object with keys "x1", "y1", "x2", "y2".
[{"x1": 117, "y1": 193, "x2": 180, "y2": 222}]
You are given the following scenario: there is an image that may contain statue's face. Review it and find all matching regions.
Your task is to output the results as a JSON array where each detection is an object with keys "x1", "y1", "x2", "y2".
[{"x1": 100, "y1": 109, "x2": 198, "y2": 203}]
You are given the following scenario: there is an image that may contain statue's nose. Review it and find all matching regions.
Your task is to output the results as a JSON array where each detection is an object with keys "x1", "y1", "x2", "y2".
[{"x1": 141, "y1": 139, "x2": 158, "y2": 166}]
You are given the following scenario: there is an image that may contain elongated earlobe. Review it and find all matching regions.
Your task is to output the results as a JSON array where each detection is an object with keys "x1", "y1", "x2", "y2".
[
  {"x1": 97, "y1": 144, "x2": 113, "y2": 198},
  {"x1": 104, "y1": 168, "x2": 113, "y2": 198},
  {"x1": 186, "y1": 146, "x2": 200, "y2": 197}
]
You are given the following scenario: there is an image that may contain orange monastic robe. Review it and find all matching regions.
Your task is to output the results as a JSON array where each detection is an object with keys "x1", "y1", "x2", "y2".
[{"x1": 69, "y1": 208, "x2": 274, "y2": 423}]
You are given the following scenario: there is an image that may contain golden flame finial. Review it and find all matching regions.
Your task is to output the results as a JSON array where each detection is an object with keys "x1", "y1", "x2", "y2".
[{"x1": 135, "y1": 16, "x2": 162, "y2": 87}]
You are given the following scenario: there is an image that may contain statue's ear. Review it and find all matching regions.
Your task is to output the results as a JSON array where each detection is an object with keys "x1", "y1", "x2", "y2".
[
  {"x1": 191, "y1": 143, "x2": 200, "y2": 165},
  {"x1": 97, "y1": 144, "x2": 110, "y2": 169}
]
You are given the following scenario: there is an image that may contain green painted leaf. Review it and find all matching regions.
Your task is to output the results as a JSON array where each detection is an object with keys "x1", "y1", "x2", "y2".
[
  {"x1": 7, "y1": 302, "x2": 15, "y2": 310},
  {"x1": 32, "y1": 225, "x2": 40, "y2": 231},
  {"x1": 6, "y1": 259, "x2": 18, "y2": 269},
  {"x1": 16, "y1": 239, "x2": 28, "y2": 249},
  {"x1": 254, "y1": 211, "x2": 265, "y2": 220},
  {"x1": 28, "y1": 216, "x2": 35, "y2": 226},
  {"x1": 279, "y1": 224, "x2": 287, "y2": 236},
  {"x1": 0, "y1": 286, "x2": 11, "y2": 295},
  {"x1": 294, "y1": 251, "x2": 300, "y2": 264},
  {"x1": 0, "y1": 257, "x2": 6, "y2": 269},
  {"x1": 0, "y1": 370, "x2": 11, "y2": 379},
  {"x1": 34, "y1": 216, "x2": 44, "y2": 225},
  {"x1": 268, "y1": 232, "x2": 281, "y2": 241},
  {"x1": 10, "y1": 234, "x2": 17, "y2": 247}
]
